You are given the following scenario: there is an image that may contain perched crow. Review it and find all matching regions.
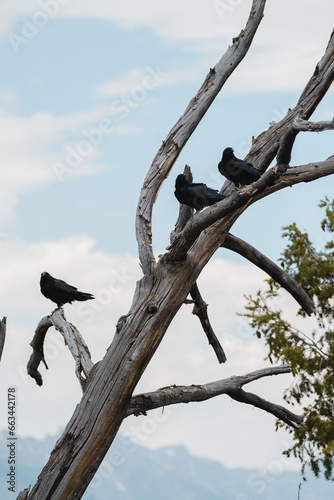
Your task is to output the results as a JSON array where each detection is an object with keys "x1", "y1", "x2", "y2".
[
  {"x1": 175, "y1": 174, "x2": 226, "y2": 211},
  {"x1": 40, "y1": 272, "x2": 94, "y2": 308},
  {"x1": 218, "y1": 147, "x2": 261, "y2": 188}
]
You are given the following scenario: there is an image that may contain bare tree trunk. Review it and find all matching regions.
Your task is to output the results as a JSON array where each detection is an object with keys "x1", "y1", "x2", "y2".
[{"x1": 18, "y1": 1, "x2": 334, "y2": 498}]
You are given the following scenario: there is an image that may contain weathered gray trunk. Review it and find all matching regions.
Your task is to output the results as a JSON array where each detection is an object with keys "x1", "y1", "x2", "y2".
[{"x1": 26, "y1": 254, "x2": 219, "y2": 498}]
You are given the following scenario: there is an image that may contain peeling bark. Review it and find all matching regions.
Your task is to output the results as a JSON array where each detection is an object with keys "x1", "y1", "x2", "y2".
[
  {"x1": 27, "y1": 316, "x2": 51, "y2": 386},
  {"x1": 27, "y1": 309, "x2": 93, "y2": 390}
]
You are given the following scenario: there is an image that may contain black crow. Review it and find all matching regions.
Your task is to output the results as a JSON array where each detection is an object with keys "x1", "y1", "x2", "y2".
[
  {"x1": 218, "y1": 147, "x2": 260, "y2": 188},
  {"x1": 175, "y1": 174, "x2": 226, "y2": 211},
  {"x1": 40, "y1": 272, "x2": 94, "y2": 308}
]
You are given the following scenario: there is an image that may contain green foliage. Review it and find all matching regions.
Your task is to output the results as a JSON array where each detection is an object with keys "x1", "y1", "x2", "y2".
[{"x1": 243, "y1": 198, "x2": 334, "y2": 480}]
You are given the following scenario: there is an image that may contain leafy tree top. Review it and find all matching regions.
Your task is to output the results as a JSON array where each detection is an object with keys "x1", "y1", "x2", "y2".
[{"x1": 244, "y1": 197, "x2": 334, "y2": 480}]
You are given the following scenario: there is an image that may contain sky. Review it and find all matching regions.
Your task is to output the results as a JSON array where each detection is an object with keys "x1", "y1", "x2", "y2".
[{"x1": 0, "y1": 0, "x2": 334, "y2": 483}]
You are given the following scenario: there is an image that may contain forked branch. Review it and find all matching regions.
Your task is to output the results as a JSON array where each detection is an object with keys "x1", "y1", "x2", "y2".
[
  {"x1": 126, "y1": 365, "x2": 303, "y2": 428},
  {"x1": 169, "y1": 157, "x2": 334, "y2": 261},
  {"x1": 27, "y1": 309, "x2": 93, "y2": 390},
  {"x1": 258, "y1": 157, "x2": 334, "y2": 198}
]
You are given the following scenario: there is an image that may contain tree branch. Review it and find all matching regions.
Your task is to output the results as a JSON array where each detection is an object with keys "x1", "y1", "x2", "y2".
[
  {"x1": 126, "y1": 365, "x2": 302, "y2": 428},
  {"x1": 17, "y1": 488, "x2": 30, "y2": 500},
  {"x1": 292, "y1": 117, "x2": 334, "y2": 132},
  {"x1": 276, "y1": 124, "x2": 297, "y2": 166},
  {"x1": 226, "y1": 387, "x2": 303, "y2": 429},
  {"x1": 170, "y1": 165, "x2": 193, "y2": 243},
  {"x1": 258, "y1": 157, "x2": 334, "y2": 199},
  {"x1": 168, "y1": 155, "x2": 334, "y2": 262},
  {"x1": 189, "y1": 282, "x2": 227, "y2": 363},
  {"x1": 275, "y1": 116, "x2": 334, "y2": 165},
  {"x1": 27, "y1": 316, "x2": 51, "y2": 386},
  {"x1": 27, "y1": 309, "x2": 94, "y2": 390},
  {"x1": 168, "y1": 167, "x2": 280, "y2": 259},
  {"x1": 0, "y1": 316, "x2": 7, "y2": 362},
  {"x1": 297, "y1": 29, "x2": 334, "y2": 113},
  {"x1": 135, "y1": 0, "x2": 266, "y2": 276},
  {"x1": 222, "y1": 233, "x2": 315, "y2": 315},
  {"x1": 247, "y1": 28, "x2": 334, "y2": 171},
  {"x1": 50, "y1": 309, "x2": 94, "y2": 390},
  {"x1": 169, "y1": 28, "x2": 334, "y2": 266}
]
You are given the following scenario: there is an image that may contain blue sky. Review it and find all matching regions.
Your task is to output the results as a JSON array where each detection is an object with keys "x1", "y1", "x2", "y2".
[
  {"x1": 0, "y1": 0, "x2": 333, "y2": 480},
  {"x1": 1, "y1": 3, "x2": 333, "y2": 257}
]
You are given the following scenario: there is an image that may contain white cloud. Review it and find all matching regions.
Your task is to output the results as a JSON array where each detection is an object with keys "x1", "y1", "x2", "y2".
[
  {"x1": 1, "y1": 1, "x2": 333, "y2": 95},
  {"x1": 0, "y1": 104, "x2": 140, "y2": 227},
  {"x1": 95, "y1": 67, "x2": 159, "y2": 97},
  {"x1": 2, "y1": 1, "x2": 332, "y2": 50},
  {"x1": 68, "y1": 1, "x2": 334, "y2": 97},
  {"x1": 3, "y1": 1, "x2": 333, "y2": 64},
  {"x1": 94, "y1": 65, "x2": 176, "y2": 99}
]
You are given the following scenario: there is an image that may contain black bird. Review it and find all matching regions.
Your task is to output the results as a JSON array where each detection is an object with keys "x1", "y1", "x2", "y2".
[
  {"x1": 175, "y1": 174, "x2": 226, "y2": 211},
  {"x1": 218, "y1": 147, "x2": 260, "y2": 188},
  {"x1": 40, "y1": 272, "x2": 94, "y2": 308}
]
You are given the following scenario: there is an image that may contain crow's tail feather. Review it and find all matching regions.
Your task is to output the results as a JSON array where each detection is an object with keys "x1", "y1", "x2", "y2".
[{"x1": 76, "y1": 292, "x2": 94, "y2": 302}]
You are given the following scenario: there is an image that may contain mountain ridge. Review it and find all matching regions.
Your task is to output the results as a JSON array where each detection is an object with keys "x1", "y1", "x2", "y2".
[{"x1": 0, "y1": 432, "x2": 332, "y2": 499}]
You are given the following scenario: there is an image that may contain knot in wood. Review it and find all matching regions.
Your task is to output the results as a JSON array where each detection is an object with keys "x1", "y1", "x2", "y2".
[
  {"x1": 146, "y1": 303, "x2": 158, "y2": 315},
  {"x1": 116, "y1": 315, "x2": 127, "y2": 333}
]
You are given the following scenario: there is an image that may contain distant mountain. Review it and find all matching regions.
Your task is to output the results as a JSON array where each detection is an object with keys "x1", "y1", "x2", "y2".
[{"x1": 0, "y1": 432, "x2": 332, "y2": 499}]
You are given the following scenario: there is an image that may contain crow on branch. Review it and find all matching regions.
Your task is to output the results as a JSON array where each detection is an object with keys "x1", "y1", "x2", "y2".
[
  {"x1": 174, "y1": 174, "x2": 226, "y2": 210},
  {"x1": 218, "y1": 147, "x2": 260, "y2": 188},
  {"x1": 40, "y1": 272, "x2": 94, "y2": 308}
]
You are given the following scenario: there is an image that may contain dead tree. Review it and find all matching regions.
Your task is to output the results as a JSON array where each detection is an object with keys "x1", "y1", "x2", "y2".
[{"x1": 19, "y1": 0, "x2": 334, "y2": 498}]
